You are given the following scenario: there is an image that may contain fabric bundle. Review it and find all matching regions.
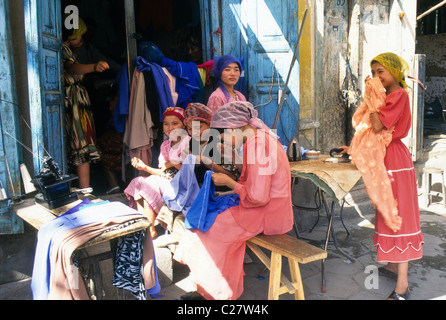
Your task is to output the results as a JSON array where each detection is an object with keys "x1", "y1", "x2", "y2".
[
  {"x1": 349, "y1": 76, "x2": 398, "y2": 225},
  {"x1": 185, "y1": 170, "x2": 240, "y2": 232}
]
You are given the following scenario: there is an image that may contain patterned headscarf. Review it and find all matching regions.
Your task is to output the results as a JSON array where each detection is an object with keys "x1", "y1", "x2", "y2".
[
  {"x1": 371, "y1": 52, "x2": 409, "y2": 89},
  {"x1": 163, "y1": 107, "x2": 186, "y2": 123},
  {"x1": 210, "y1": 101, "x2": 277, "y2": 138},
  {"x1": 213, "y1": 55, "x2": 243, "y2": 103},
  {"x1": 184, "y1": 103, "x2": 213, "y2": 125}
]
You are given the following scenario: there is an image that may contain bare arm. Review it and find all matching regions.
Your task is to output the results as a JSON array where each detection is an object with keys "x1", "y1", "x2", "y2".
[{"x1": 64, "y1": 60, "x2": 110, "y2": 76}]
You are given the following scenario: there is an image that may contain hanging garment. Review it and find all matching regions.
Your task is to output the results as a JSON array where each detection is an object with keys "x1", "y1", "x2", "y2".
[
  {"x1": 136, "y1": 57, "x2": 175, "y2": 122},
  {"x1": 349, "y1": 77, "x2": 399, "y2": 230},
  {"x1": 160, "y1": 57, "x2": 201, "y2": 109},
  {"x1": 114, "y1": 64, "x2": 130, "y2": 134},
  {"x1": 185, "y1": 170, "x2": 240, "y2": 232},
  {"x1": 123, "y1": 68, "x2": 154, "y2": 168}
]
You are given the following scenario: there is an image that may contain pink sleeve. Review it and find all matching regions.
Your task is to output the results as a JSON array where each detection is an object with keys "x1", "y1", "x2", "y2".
[
  {"x1": 379, "y1": 89, "x2": 408, "y2": 129},
  {"x1": 233, "y1": 137, "x2": 273, "y2": 208},
  {"x1": 207, "y1": 89, "x2": 226, "y2": 114}
]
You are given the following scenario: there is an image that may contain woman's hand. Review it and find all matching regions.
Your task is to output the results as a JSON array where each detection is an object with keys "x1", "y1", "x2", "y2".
[
  {"x1": 212, "y1": 173, "x2": 237, "y2": 190},
  {"x1": 94, "y1": 61, "x2": 110, "y2": 73},
  {"x1": 337, "y1": 145, "x2": 350, "y2": 155}
]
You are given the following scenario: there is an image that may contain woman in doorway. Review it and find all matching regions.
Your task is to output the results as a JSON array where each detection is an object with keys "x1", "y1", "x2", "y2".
[
  {"x1": 207, "y1": 55, "x2": 246, "y2": 114},
  {"x1": 62, "y1": 17, "x2": 110, "y2": 189},
  {"x1": 174, "y1": 101, "x2": 293, "y2": 300},
  {"x1": 338, "y1": 52, "x2": 424, "y2": 300}
]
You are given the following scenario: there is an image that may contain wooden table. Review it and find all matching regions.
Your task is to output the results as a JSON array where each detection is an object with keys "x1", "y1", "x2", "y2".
[
  {"x1": 289, "y1": 155, "x2": 362, "y2": 292},
  {"x1": 11, "y1": 196, "x2": 151, "y2": 299}
]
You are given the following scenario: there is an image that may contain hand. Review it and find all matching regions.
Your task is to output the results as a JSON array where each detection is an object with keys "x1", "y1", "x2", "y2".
[
  {"x1": 212, "y1": 173, "x2": 234, "y2": 188},
  {"x1": 337, "y1": 145, "x2": 350, "y2": 155},
  {"x1": 383, "y1": 213, "x2": 403, "y2": 233},
  {"x1": 131, "y1": 157, "x2": 147, "y2": 171},
  {"x1": 364, "y1": 75, "x2": 371, "y2": 84},
  {"x1": 94, "y1": 61, "x2": 110, "y2": 73}
]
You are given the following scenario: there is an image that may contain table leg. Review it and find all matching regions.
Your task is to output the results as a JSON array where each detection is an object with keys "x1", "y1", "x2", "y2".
[{"x1": 320, "y1": 192, "x2": 356, "y2": 293}]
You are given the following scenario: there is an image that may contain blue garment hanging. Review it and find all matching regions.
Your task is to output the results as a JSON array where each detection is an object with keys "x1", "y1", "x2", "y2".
[
  {"x1": 136, "y1": 56, "x2": 175, "y2": 122},
  {"x1": 160, "y1": 57, "x2": 201, "y2": 109},
  {"x1": 185, "y1": 171, "x2": 240, "y2": 232},
  {"x1": 114, "y1": 64, "x2": 129, "y2": 133}
]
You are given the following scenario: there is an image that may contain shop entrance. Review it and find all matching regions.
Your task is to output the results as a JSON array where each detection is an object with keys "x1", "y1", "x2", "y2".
[{"x1": 61, "y1": 0, "x2": 204, "y2": 195}]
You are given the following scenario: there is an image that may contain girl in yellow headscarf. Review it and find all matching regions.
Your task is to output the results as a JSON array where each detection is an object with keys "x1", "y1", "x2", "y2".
[
  {"x1": 339, "y1": 52, "x2": 424, "y2": 300},
  {"x1": 62, "y1": 17, "x2": 110, "y2": 189}
]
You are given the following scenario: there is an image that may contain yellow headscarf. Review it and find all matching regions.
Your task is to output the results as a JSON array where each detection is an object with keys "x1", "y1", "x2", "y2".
[
  {"x1": 371, "y1": 52, "x2": 409, "y2": 89},
  {"x1": 67, "y1": 17, "x2": 87, "y2": 41}
]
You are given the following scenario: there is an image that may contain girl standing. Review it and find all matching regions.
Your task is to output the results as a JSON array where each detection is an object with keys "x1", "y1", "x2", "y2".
[
  {"x1": 340, "y1": 52, "x2": 424, "y2": 300},
  {"x1": 207, "y1": 55, "x2": 246, "y2": 113},
  {"x1": 124, "y1": 107, "x2": 191, "y2": 238}
]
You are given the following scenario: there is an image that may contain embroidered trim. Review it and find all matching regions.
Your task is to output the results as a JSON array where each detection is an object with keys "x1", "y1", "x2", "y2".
[
  {"x1": 375, "y1": 230, "x2": 422, "y2": 238},
  {"x1": 387, "y1": 167, "x2": 414, "y2": 174}
]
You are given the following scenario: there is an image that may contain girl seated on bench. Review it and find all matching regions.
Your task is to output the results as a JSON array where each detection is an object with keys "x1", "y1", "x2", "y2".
[
  {"x1": 124, "y1": 107, "x2": 190, "y2": 238},
  {"x1": 174, "y1": 101, "x2": 294, "y2": 300}
]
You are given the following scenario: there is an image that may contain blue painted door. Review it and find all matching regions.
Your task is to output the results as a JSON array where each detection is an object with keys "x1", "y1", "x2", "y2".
[
  {"x1": 201, "y1": 0, "x2": 300, "y2": 145},
  {"x1": 24, "y1": 0, "x2": 66, "y2": 175},
  {"x1": 0, "y1": 0, "x2": 24, "y2": 234}
]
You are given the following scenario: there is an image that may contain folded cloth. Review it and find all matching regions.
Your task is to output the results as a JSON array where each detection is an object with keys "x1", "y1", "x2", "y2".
[
  {"x1": 31, "y1": 200, "x2": 158, "y2": 300},
  {"x1": 185, "y1": 170, "x2": 240, "y2": 232},
  {"x1": 349, "y1": 77, "x2": 398, "y2": 223},
  {"x1": 162, "y1": 154, "x2": 200, "y2": 214}
]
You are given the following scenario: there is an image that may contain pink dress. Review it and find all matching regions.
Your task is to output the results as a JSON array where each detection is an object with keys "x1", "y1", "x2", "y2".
[
  {"x1": 373, "y1": 87, "x2": 424, "y2": 263},
  {"x1": 207, "y1": 87, "x2": 246, "y2": 114},
  {"x1": 174, "y1": 131, "x2": 294, "y2": 300},
  {"x1": 124, "y1": 136, "x2": 191, "y2": 214}
]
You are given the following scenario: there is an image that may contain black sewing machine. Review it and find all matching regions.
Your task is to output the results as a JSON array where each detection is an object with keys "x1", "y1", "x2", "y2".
[{"x1": 31, "y1": 157, "x2": 79, "y2": 209}]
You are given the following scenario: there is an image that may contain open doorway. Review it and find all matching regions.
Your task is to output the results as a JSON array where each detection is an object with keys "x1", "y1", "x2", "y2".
[{"x1": 61, "y1": 0, "x2": 204, "y2": 195}]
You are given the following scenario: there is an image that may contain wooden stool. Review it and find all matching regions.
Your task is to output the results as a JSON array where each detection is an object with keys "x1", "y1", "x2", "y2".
[
  {"x1": 247, "y1": 234, "x2": 327, "y2": 300},
  {"x1": 423, "y1": 167, "x2": 446, "y2": 207}
]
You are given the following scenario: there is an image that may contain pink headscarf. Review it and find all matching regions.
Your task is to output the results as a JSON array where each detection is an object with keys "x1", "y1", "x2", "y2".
[{"x1": 210, "y1": 101, "x2": 277, "y2": 138}]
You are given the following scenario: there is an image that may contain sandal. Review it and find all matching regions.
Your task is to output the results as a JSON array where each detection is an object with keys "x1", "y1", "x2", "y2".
[{"x1": 388, "y1": 288, "x2": 410, "y2": 300}]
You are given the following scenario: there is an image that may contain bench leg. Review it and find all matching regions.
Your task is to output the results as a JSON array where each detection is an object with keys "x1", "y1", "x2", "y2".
[
  {"x1": 288, "y1": 258, "x2": 305, "y2": 300},
  {"x1": 268, "y1": 252, "x2": 282, "y2": 300}
]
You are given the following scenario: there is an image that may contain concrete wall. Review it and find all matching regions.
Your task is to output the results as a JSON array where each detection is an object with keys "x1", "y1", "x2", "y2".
[{"x1": 416, "y1": 33, "x2": 446, "y2": 106}]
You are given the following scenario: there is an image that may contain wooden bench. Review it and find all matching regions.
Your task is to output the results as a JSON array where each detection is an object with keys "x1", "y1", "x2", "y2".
[{"x1": 247, "y1": 233, "x2": 327, "y2": 300}]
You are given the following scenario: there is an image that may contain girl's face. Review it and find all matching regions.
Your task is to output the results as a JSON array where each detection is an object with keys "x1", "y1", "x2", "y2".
[
  {"x1": 186, "y1": 120, "x2": 210, "y2": 142},
  {"x1": 220, "y1": 63, "x2": 241, "y2": 88},
  {"x1": 163, "y1": 115, "x2": 185, "y2": 139},
  {"x1": 371, "y1": 62, "x2": 398, "y2": 91}
]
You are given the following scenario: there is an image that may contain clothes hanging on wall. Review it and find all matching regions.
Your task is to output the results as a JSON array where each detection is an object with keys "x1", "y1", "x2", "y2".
[{"x1": 123, "y1": 68, "x2": 155, "y2": 172}]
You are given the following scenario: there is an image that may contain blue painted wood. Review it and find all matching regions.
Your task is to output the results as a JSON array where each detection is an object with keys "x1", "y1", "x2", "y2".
[
  {"x1": 24, "y1": 0, "x2": 65, "y2": 176},
  {"x1": 202, "y1": 0, "x2": 300, "y2": 145},
  {"x1": 0, "y1": 0, "x2": 24, "y2": 234}
]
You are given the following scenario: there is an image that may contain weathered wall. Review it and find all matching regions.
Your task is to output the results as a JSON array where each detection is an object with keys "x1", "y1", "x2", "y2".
[{"x1": 416, "y1": 33, "x2": 446, "y2": 105}]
